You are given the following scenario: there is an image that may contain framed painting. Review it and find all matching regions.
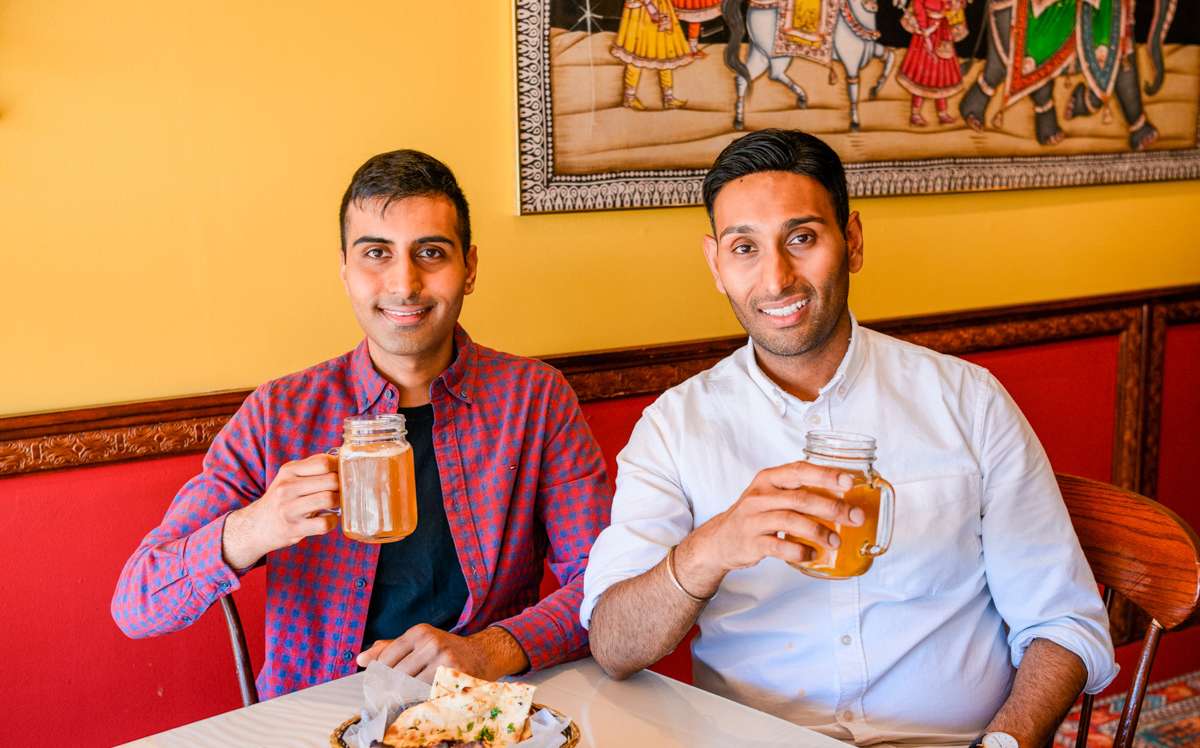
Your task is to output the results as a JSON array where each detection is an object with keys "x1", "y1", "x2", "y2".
[{"x1": 515, "y1": 0, "x2": 1200, "y2": 213}]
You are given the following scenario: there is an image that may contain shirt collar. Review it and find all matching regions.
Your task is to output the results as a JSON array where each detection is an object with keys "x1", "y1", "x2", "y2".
[
  {"x1": 740, "y1": 312, "x2": 866, "y2": 416},
  {"x1": 349, "y1": 325, "x2": 477, "y2": 414}
]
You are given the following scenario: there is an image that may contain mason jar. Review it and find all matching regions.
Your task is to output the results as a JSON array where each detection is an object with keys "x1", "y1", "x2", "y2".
[{"x1": 336, "y1": 414, "x2": 418, "y2": 543}]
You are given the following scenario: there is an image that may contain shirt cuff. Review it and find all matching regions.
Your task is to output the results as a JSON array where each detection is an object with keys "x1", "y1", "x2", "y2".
[
  {"x1": 492, "y1": 607, "x2": 569, "y2": 672},
  {"x1": 180, "y1": 513, "x2": 243, "y2": 613},
  {"x1": 1010, "y1": 622, "x2": 1119, "y2": 694}
]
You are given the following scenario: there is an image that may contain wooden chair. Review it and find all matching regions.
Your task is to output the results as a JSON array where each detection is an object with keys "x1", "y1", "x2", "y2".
[
  {"x1": 1057, "y1": 473, "x2": 1200, "y2": 748},
  {"x1": 218, "y1": 595, "x2": 259, "y2": 707}
]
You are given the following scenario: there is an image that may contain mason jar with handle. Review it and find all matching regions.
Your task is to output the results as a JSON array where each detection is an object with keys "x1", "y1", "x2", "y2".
[
  {"x1": 334, "y1": 414, "x2": 418, "y2": 543},
  {"x1": 786, "y1": 430, "x2": 895, "y2": 579}
]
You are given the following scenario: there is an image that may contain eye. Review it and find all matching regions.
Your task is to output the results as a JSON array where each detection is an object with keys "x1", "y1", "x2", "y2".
[
  {"x1": 416, "y1": 245, "x2": 447, "y2": 260},
  {"x1": 787, "y1": 232, "x2": 814, "y2": 247},
  {"x1": 363, "y1": 246, "x2": 389, "y2": 259},
  {"x1": 730, "y1": 241, "x2": 755, "y2": 255}
]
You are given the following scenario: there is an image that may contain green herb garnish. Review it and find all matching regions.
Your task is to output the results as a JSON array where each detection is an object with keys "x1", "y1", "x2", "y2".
[
  {"x1": 490, "y1": 706, "x2": 501, "y2": 719},
  {"x1": 477, "y1": 726, "x2": 495, "y2": 741}
]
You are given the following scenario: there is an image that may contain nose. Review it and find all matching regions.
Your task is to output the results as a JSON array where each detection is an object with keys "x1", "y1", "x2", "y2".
[
  {"x1": 385, "y1": 254, "x2": 422, "y2": 299},
  {"x1": 761, "y1": 245, "x2": 796, "y2": 297}
]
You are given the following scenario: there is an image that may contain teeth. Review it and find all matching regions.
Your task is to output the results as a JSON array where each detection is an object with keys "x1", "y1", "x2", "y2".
[
  {"x1": 761, "y1": 300, "x2": 807, "y2": 317},
  {"x1": 382, "y1": 308, "x2": 425, "y2": 317}
]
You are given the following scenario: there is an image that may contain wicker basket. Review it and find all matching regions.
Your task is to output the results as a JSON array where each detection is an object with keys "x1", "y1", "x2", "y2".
[{"x1": 330, "y1": 703, "x2": 581, "y2": 748}]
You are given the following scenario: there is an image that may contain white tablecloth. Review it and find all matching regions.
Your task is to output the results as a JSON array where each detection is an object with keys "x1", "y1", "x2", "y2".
[{"x1": 119, "y1": 658, "x2": 848, "y2": 747}]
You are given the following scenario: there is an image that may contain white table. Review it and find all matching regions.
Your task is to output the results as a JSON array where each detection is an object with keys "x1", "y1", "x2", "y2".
[{"x1": 120, "y1": 659, "x2": 848, "y2": 747}]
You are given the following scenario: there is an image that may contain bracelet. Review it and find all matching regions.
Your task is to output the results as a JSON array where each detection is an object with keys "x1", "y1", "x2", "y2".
[{"x1": 666, "y1": 544, "x2": 714, "y2": 604}]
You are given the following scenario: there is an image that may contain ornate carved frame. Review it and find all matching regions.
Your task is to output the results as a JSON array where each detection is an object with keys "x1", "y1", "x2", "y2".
[{"x1": 514, "y1": 0, "x2": 1200, "y2": 213}]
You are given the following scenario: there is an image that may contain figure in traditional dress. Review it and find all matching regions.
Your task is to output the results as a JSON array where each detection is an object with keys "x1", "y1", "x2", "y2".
[
  {"x1": 673, "y1": 0, "x2": 723, "y2": 58},
  {"x1": 896, "y1": 0, "x2": 969, "y2": 125},
  {"x1": 611, "y1": 0, "x2": 694, "y2": 109}
]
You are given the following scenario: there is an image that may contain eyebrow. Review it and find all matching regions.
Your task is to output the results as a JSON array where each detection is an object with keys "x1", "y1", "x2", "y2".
[
  {"x1": 782, "y1": 215, "x2": 826, "y2": 230},
  {"x1": 718, "y1": 224, "x2": 756, "y2": 239},
  {"x1": 351, "y1": 234, "x2": 456, "y2": 247},
  {"x1": 718, "y1": 215, "x2": 826, "y2": 240},
  {"x1": 412, "y1": 235, "x2": 456, "y2": 246},
  {"x1": 352, "y1": 235, "x2": 392, "y2": 247}
]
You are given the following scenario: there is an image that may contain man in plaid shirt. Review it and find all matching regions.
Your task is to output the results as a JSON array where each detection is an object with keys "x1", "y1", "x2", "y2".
[{"x1": 112, "y1": 151, "x2": 611, "y2": 699}]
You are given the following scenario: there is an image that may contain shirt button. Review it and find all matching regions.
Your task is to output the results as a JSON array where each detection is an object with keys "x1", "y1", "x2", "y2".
[
  {"x1": 218, "y1": 581, "x2": 230, "y2": 592},
  {"x1": 384, "y1": 389, "x2": 394, "y2": 399},
  {"x1": 837, "y1": 385, "x2": 848, "y2": 397},
  {"x1": 806, "y1": 413, "x2": 821, "y2": 426},
  {"x1": 343, "y1": 650, "x2": 354, "y2": 662},
  {"x1": 181, "y1": 615, "x2": 192, "y2": 623},
  {"x1": 355, "y1": 577, "x2": 366, "y2": 589},
  {"x1": 842, "y1": 710, "x2": 854, "y2": 722},
  {"x1": 840, "y1": 635, "x2": 852, "y2": 645}
]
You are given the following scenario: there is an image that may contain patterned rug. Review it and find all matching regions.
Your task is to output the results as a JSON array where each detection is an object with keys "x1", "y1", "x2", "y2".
[{"x1": 1054, "y1": 670, "x2": 1200, "y2": 747}]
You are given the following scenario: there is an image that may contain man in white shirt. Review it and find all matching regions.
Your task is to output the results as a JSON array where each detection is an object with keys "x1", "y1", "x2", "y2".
[{"x1": 581, "y1": 129, "x2": 1117, "y2": 748}]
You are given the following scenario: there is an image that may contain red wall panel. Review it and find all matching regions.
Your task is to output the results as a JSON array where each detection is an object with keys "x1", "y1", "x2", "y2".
[
  {"x1": 1157, "y1": 322, "x2": 1200, "y2": 533},
  {"x1": 964, "y1": 336, "x2": 1119, "y2": 483},
  {"x1": 0, "y1": 455, "x2": 265, "y2": 746}
]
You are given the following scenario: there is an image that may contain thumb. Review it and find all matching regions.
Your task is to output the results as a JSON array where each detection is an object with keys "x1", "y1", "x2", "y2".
[{"x1": 356, "y1": 640, "x2": 389, "y2": 667}]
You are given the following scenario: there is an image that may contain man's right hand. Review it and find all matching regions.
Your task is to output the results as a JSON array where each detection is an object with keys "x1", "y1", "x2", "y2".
[
  {"x1": 674, "y1": 461, "x2": 863, "y2": 598},
  {"x1": 221, "y1": 453, "x2": 340, "y2": 570}
]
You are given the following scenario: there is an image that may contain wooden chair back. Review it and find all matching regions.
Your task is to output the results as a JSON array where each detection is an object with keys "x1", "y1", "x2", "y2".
[
  {"x1": 1057, "y1": 473, "x2": 1200, "y2": 748},
  {"x1": 219, "y1": 595, "x2": 259, "y2": 707}
]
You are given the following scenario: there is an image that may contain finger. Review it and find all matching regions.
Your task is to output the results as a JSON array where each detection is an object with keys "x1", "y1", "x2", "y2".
[
  {"x1": 291, "y1": 513, "x2": 338, "y2": 539},
  {"x1": 756, "y1": 510, "x2": 841, "y2": 550},
  {"x1": 282, "y1": 453, "x2": 339, "y2": 478},
  {"x1": 414, "y1": 662, "x2": 440, "y2": 684},
  {"x1": 760, "y1": 535, "x2": 816, "y2": 565},
  {"x1": 750, "y1": 489, "x2": 865, "y2": 526},
  {"x1": 287, "y1": 490, "x2": 338, "y2": 520},
  {"x1": 760, "y1": 461, "x2": 854, "y2": 494},
  {"x1": 285, "y1": 472, "x2": 341, "y2": 496},
  {"x1": 394, "y1": 640, "x2": 439, "y2": 678},
  {"x1": 372, "y1": 637, "x2": 418, "y2": 669},
  {"x1": 356, "y1": 639, "x2": 393, "y2": 667}
]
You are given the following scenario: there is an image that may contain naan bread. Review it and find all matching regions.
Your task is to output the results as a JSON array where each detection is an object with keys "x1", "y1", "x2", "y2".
[
  {"x1": 381, "y1": 691, "x2": 495, "y2": 747},
  {"x1": 430, "y1": 667, "x2": 536, "y2": 746},
  {"x1": 381, "y1": 667, "x2": 536, "y2": 747}
]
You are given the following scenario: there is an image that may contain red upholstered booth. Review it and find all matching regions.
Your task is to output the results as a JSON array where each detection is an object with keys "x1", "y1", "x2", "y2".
[{"x1": 2, "y1": 287, "x2": 1197, "y2": 746}]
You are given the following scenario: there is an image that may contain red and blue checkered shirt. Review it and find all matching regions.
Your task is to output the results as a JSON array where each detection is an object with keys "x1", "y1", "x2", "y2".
[{"x1": 112, "y1": 327, "x2": 611, "y2": 699}]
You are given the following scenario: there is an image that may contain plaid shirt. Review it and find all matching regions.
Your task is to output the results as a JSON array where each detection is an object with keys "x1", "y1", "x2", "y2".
[{"x1": 112, "y1": 327, "x2": 610, "y2": 699}]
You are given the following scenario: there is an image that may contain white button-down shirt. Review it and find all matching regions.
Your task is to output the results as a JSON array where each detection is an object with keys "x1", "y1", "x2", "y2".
[{"x1": 581, "y1": 316, "x2": 1117, "y2": 746}]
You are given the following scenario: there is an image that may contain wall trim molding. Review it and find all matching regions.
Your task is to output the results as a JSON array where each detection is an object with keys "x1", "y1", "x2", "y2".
[{"x1": 3, "y1": 285, "x2": 1198, "y2": 480}]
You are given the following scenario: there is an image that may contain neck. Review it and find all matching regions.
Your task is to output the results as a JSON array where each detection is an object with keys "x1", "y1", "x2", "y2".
[
  {"x1": 753, "y1": 312, "x2": 853, "y2": 402},
  {"x1": 367, "y1": 335, "x2": 456, "y2": 407}
]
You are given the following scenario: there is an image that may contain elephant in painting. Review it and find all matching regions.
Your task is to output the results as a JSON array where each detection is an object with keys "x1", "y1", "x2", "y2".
[{"x1": 957, "y1": 0, "x2": 1176, "y2": 150}]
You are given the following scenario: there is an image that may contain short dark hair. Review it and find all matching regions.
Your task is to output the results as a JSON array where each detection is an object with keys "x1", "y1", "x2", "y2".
[
  {"x1": 338, "y1": 150, "x2": 471, "y2": 256},
  {"x1": 702, "y1": 129, "x2": 849, "y2": 232}
]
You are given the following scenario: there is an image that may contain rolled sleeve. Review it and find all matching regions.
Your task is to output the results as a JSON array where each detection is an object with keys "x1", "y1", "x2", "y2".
[
  {"x1": 494, "y1": 372, "x2": 610, "y2": 669},
  {"x1": 112, "y1": 388, "x2": 267, "y2": 638},
  {"x1": 581, "y1": 405, "x2": 694, "y2": 628},
  {"x1": 976, "y1": 373, "x2": 1118, "y2": 695}
]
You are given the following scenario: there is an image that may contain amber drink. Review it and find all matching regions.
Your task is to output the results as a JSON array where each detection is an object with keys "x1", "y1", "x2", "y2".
[
  {"x1": 337, "y1": 414, "x2": 418, "y2": 543},
  {"x1": 787, "y1": 431, "x2": 894, "y2": 579}
]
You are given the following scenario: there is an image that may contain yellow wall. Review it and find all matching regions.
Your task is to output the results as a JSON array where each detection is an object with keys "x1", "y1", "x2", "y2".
[{"x1": 2, "y1": 2, "x2": 1198, "y2": 416}]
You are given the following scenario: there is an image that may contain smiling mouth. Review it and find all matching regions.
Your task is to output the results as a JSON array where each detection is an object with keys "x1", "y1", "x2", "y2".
[
  {"x1": 759, "y1": 298, "x2": 809, "y2": 317},
  {"x1": 379, "y1": 306, "x2": 432, "y2": 324}
]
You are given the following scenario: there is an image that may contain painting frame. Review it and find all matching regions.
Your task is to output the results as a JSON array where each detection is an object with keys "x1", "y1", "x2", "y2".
[{"x1": 515, "y1": 0, "x2": 1200, "y2": 214}]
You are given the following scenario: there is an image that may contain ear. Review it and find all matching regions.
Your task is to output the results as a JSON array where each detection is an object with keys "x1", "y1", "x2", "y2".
[
  {"x1": 339, "y1": 249, "x2": 349, "y2": 289},
  {"x1": 463, "y1": 244, "x2": 479, "y2": 295},
  {"x1": 845, "y1": 211, "x2": 864, "y2": 274},
  {"x1": 702, "y1": 234, "x2": 727, "y2": 295}
]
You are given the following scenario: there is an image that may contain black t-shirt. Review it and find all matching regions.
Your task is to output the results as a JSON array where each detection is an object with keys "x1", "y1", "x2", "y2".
[{"x1": 361, "y1": 404, "x2": 469, "y2": 649}]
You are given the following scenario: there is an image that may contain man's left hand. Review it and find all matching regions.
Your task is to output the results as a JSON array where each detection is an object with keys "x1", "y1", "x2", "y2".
[{"x1": 357, "y1": 624, "x2": 529, "y2": 682}]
